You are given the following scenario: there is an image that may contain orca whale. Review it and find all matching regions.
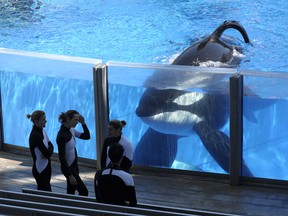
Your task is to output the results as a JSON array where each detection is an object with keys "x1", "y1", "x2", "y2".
[
  {"x1": 134, "y1": 20, "x2": 254, "y2": 176},
  {"x1": 172, "y1": 20, "x2": 252, "y2": 67}
]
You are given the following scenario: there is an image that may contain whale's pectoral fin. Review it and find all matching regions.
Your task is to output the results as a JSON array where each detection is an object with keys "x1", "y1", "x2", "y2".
[
  {"x1": 194, "y1": 121, "x2": 253, "y2": 177},
  {"x1": 194, "y1": 121, "x2": 230, "y2": 173},
  {"x1": 133, "y1": 127, "x2": 179, "y2": 167}
]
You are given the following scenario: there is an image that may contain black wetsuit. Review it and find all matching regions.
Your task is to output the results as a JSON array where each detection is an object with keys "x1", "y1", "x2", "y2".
[
  {"x1": 56, "y1": 124, "x2": 90, "y2": 196},
  {"x1": 94, "y1": 165, "x2": 137, "y2": 207},
  {"x1": 101, "y1": 135, "x2": 133, "y2": 172},
  {"x1": 29, "y1": 125, "x2": 54, "y2": 191}
]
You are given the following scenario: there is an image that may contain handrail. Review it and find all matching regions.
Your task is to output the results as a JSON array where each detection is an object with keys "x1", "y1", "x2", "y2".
[
  {"x1": 0, "y1": 47, "x2": 101, "y2": 64},
  {"x1": 106, "y1": 61, "x2": 236, "y2": 74}
]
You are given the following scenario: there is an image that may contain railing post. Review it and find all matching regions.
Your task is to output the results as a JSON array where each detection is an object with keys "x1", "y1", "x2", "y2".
[
  {"x1": 93, "y1": 63, "x2": 109, "y2": 170},
  {"x1": 229, "y1": 74, "x2": 243, "y2": 185}
]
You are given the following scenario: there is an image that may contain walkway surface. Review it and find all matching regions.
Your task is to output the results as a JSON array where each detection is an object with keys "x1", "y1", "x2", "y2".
[{"x1": 1, "y1": 150, "x2": 288, "y2": 216}]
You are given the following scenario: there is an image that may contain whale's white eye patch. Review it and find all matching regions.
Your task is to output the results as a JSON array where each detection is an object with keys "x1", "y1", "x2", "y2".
[{"x1": 173, "y1": 92, "x2": 205, "y2": 106}]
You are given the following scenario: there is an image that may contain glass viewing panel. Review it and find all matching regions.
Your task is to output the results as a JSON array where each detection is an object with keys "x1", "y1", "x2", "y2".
[
  {"x1": 107, "y1": 61, "x2": 235, "y2": 174},
  {"x1": 0, "y1": 48, "x2": 101, "y2": 159},
  {"x1": 242, "y1": 71, "x2": 288, "y2": 180}
]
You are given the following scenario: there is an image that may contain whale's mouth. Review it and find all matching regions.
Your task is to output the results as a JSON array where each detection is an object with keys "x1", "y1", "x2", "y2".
[
  {"x1": 135, "y1": 88, "x2": 186, "y2": 118},
  {"x1": 135, "y1": 94, "x2": 166, "y2": 117},
  {"x1": 136, "y1": 105, "x2": 158, "y2": 118}
]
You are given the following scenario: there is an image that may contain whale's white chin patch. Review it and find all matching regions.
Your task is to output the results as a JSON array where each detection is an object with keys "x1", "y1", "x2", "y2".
[{"x1": 140, "y1": 111, "x2": 202, "y2": 136}]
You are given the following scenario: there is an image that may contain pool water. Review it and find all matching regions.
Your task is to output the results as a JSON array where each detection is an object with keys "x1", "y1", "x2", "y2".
[
  {"x1": 1, "y1": 0, "x2": 288, "y2": 71},
  {"x1": 1, "y1": 0, "x2": 288, "y2": 180}
]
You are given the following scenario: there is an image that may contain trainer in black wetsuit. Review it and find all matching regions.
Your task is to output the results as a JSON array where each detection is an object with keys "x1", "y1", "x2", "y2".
[
  {"x1": 95, "y1": 143, "x2": 137, "y2": 207},
  {"x1": 101, "y1": 120, "x2": 133, "y2": 172},
  {"x1": 56, "y1": 110, "x2": 90, "y2": 196},
  {"x1": 27, "y1": 110, "x2": 54, "y2": 191}
]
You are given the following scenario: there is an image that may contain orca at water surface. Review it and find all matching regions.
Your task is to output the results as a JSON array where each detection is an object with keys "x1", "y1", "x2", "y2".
[{"x1": 173, "y1": 20, "x2": 253, "y2": 67}]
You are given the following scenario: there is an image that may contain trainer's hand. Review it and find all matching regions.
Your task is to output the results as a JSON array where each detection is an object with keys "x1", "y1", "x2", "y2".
[{"x1": 79, "y1": 115, "x2": 86, "y2": 125}]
